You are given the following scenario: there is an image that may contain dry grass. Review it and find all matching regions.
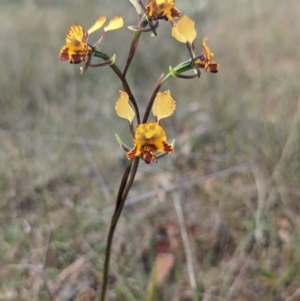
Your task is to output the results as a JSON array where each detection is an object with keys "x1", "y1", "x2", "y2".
[{"x1": 0, "y1": 0, "x2": 299, "y2": 300}]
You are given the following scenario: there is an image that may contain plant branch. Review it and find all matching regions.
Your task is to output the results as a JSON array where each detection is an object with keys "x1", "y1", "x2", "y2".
[
  {"x1": 93, "y1": 50, "x2": 141, "y2": 124},
  {"x1": 123, "y1": 31, "x2": 142, "y2": 80},
  {"x1": 142, "y1": 73, "x2": 164, "y2": 123}
]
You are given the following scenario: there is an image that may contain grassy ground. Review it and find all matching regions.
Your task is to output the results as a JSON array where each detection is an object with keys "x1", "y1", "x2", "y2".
[{"x1": 0, "y1": 0, "x2": 299, "y2": 300}]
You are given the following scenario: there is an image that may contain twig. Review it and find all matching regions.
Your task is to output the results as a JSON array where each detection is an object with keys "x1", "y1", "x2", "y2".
[
  {"x1": 284, "y1": 287, "x2": 300, "y2": 301},
  {"x1": 251, "y1": 164, "x2": 267, "y2": 244},
  {"x1": 172, "y1": 192, "x2": 197, "y2": 290},
  {"x1": 224, "y1": 252, "x2": 254, "y2": 301},
  {"x1": 57, "y1": 257, "x2": 87, "y2": 283}
]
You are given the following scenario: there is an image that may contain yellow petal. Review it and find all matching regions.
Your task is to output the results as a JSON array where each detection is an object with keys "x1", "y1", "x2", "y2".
[
  {"x1": 172, "y1": 15, "x2": 196, "y2": 44},
  {"x1": 202, "y1": 37, "x2": 213, "y2": 61},
  {"x1": 172, "y1": 27, "x2": 186, "y2": 43},
  {"x1": 66, "y1": 24, "x2": 87, "y2": 45},
  {"x1": 152, "y1": 90, "x2": 176, "y2": 121},
  {"x1": 135, "y1": 122, "x2": 165, "y2": 141},
  {"x1": 104, "y1": 16, "x2": 124, "y2": 32},
  {"x1": 87, "y1": 16, "x2": 107, "y2": 34},
  {"x1": 134, "y1": 122, "x2": 168, "y2": 152},
  {"x1": 115, "y1": 91, "x2": 135, "y2": 123}
]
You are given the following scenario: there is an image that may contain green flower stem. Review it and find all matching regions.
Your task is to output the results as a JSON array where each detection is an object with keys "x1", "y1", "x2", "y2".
[
  {"x1": 161, "y1": 59, "x2": 194, "y2": 84},
  {"x1": 94, "y1": 49, "x2": 141, "y2": 124},
  {"x1": 99, "y1": 158, "x2": 140, "y2": 301}
]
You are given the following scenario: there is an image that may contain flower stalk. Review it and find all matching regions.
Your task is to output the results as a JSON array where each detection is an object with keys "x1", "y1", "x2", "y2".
[{"x1": 58, "y1": 1, "x2": 219, "y2": 300}]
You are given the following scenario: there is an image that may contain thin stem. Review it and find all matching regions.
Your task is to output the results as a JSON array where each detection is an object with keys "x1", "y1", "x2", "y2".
[
  {"x1": 142, "y1": 73, "x2": 164, "y2": 123},
  {"x1": 110, "y1": 63, "x2": 141, "y2": 125},
  {"x1": 121, "y1": 18, "x2": 150, "y2": 124},
  {"x1": 123, "y1": 17, "x2": 148, "y2": 80},
  {"x1": 161, "y1": 59, "x2": 194, "y2": 84},
  {"x1": 112, "y1": 158, "x2": 140, "y2": 224},
  {"x1": 94, "y1": 50, "x2": 141, "y2": 124},
  {"x1": 186, "y1": 41, "x2": 195, "y2": 61},
  {"x1": 98, "y1": 163, "x2": 131, "y2": 301},
  {"x1": 123, "y1": 80, "x2": 141, "y2": 125},
  {"x1": 123, "y1": 31, "x2": 142, "y2": 80},
  {"x1": 137, "y1": 0, "x2": 147, "y2": 13},
  {"x1": 99, "y1": 158, "x2": 140, "y2": 301},
  {"x1": 122, "y1": 31, "x2": 142, "y2": 125},
  {"x1": 115, "y1": 163, "x2": 133, "y2": 211}
]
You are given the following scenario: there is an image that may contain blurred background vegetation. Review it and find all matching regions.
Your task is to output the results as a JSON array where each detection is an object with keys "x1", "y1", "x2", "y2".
[{"x1": 0, "y1": 0, "x2": 299, "y2": 300}]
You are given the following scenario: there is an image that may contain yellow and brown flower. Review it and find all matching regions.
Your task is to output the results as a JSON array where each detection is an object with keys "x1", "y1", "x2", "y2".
[
  {"x1": 172, "y1": 16, "x2": 219, "y2": 73},
  {"x1": 59, "y1": 16, "x2": 124, "y2": 64},
  {"x1": 193, "y1": 38, "x2": 219, "y2": 73},
  {"x1": 115, "y1": 90, "x2": 176, "y2": 164},
  {"x1": 146, "y1": 0, "x2": 181, "y2": 21},
  {"x1": 59, "y1": 24, "x2": 91, "y2": 64},
  {"x1": 59, "y1": 17, "x2": 106, "y2": 64}
]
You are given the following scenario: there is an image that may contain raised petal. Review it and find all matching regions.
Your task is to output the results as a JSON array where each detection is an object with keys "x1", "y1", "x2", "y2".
[
  {"x1": 192, "y1": 38, "x2": 219, "y2": 73},
  {"x1": 152, "y1": 90, "x2": 176, "y2": 121},
  {"x1": 87, "y1": 16, "x2": 107, "y2": 34},
  {"x1": 104, "y1": 16, "x2": 124, "y2": 32},
  {"x1": 202, "y1": 37, "x2": 213, "y2": 61},
  {"x1": 115, "y1": 91, "x2": 135, "y2": 123},
  {"x1": 172, "y1": 15, "x2": 197, "y2": 44},
  {"x1": 65, "y1": 24, "x2": 87, "y2": 46}
]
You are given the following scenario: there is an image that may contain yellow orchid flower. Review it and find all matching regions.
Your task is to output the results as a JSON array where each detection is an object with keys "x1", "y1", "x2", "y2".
[
  {"x1": 115, "y1": 90, "x2": 176, "y2": 163},
  {"x1": 194, "y1": 38, "x2": 219, "y2": 73},
  {"x1": 59, "y1": 16, "x2": 124, "y2": 64},
  {"x1": 172, "y1": 16, "x2": 219, "y2": 73},
  {"x1": 59, "y1": 17, "x2": 106, "y2": 64}
]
